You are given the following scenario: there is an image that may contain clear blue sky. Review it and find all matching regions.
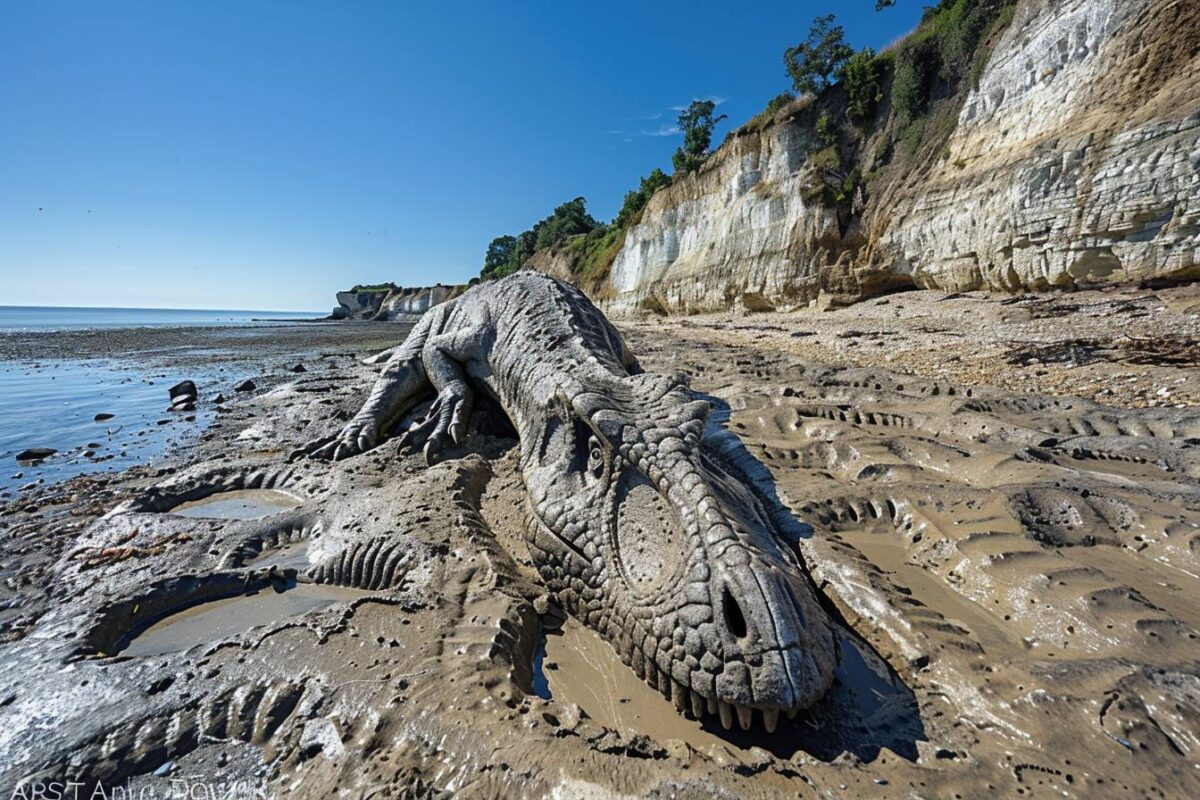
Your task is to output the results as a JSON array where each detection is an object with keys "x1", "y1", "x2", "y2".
[{"x1": 0, "y1": 1, "x2": 923, "y2": 312}]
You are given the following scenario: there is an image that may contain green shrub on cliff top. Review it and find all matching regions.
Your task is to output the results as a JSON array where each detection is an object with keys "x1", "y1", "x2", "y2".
[
  {"x1": 480, "y1": 197, "x2": 600, "y2": 280},
  {"x1": 838, "y1": 48, "x2": 888, "y2": 126},
  {"x1": 614, "y1": 168, "x2": 672, "y2": 229},
  {"x1": 891, "y1": 0, "x2": 1015, "y2": 124}
]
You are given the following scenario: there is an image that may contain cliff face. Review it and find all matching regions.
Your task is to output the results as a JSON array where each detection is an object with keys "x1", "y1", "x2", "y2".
[
  {"x1": 332, "y1": 285, "x2": 463, "y2": 320},
  {"x1": 602, "y1": 0, "x2": 1198, "y2": 314}
]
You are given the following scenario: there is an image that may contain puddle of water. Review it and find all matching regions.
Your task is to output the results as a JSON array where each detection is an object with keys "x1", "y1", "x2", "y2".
[
  {"x1": 248, "y1": 541, "x2": 312, "y2": 571},
  {"x1": 170, "y1": 489, "x2": 302, "y2": 520},
  {"x1": 538, "y1": 619, "x2": 923, "y2": 761},
  {"x1": 118, "y1": 582, "x2": 367, "y2": 657}
]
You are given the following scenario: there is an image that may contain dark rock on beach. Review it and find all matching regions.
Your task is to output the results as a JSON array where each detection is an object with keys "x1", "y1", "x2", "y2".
[
  {"x1": 234, "y1": 379, "x2": 257, "y2": 392},
  {"x1": 168, "y1": 380, "x2": 198, "y2": 412},
  {"x1": 168, "y1": 380, "x2": 198, "y2": 401},
  {"x1": 15, "y1": 448, "x2": 56, "y2": 463}
]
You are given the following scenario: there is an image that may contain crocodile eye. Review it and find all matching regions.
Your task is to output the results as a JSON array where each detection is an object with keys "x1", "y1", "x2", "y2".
[{"x1": 587, "y1": 436, "x2": 605, "y2": 478}]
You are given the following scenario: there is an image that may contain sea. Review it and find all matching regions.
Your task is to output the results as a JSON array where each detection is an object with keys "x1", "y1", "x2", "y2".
[
  {"x1": 0, "y1": 305, "x2": 314, "y2": 332},
  {"x1": 0, "y1": 306, "x2": 322, "y2": 493}
]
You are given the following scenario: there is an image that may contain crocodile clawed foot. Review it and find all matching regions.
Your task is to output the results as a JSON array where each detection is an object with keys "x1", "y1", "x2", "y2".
[
  {"x1": 292, "y1": 418, "x2": 379, "y2": 461},
  {"x1": 396, "y1": 384, "x2": 474, "y2": 465}
]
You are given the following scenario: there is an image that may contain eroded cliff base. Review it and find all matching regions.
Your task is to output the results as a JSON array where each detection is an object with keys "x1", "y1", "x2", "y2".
[{"x1": 1, "y1": 286, "x2": 1198, "y2": 798}]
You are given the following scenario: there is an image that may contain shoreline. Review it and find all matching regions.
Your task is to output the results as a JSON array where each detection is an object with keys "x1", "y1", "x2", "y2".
[{"x1": 0, "y1": 320, "x2": 410, "y2": 494}]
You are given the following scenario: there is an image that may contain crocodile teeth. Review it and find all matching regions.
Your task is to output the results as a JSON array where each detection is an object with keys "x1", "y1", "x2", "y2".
[
  {"x1": 785, "y1": 708, "x2": 798, "y2": 720},
  {"x1": 762, "y1": 707, "x2": 779, "y2": 734},
  {"x1": 706, "y1": 696, "x2": 718, "y2": 715},
  {"x1": 736, "y1": 704, "x2": 753, "y2": 731},
  {"x1": 718, "y1": 700, "x2": 734, "y2": 730},
  {"x1": 690, "y1": 690, "x2": 705, "y2": 720},
  {"x1": 672, "y1": 681, "x2": 687, "y2": 714}
]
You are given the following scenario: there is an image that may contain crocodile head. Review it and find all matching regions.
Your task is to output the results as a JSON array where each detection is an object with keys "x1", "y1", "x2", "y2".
[{"x1": 522, "y1": 372, "x2": 838, "y2": 731}]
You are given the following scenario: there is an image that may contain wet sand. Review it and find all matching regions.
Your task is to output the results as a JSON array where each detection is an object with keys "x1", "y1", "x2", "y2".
[{"x1": 0, "y1": 285, "x2": 1196, "y2": 798}]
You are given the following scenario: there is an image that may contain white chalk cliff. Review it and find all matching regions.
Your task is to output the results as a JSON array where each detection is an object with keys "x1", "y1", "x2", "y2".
[
  {"x1": 332, "y1": 285, "x2": 463, "y2": 320},
  {"x1": 603, "y1": 0, "x2": 1198, "y2": 313}
]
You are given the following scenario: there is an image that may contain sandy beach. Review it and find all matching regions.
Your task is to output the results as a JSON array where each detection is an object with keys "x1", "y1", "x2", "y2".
[{"x1": 1, "y1": 284, "x2": 1196, "y2": 797}]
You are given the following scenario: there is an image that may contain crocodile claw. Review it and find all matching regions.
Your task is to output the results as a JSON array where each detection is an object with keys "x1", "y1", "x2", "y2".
[
  {"x1": 294, "y1": 419, "x2": 379, "y2": 461},
  {"x1": 396, "y1": 386, "x2": 474, "y2": 464}
]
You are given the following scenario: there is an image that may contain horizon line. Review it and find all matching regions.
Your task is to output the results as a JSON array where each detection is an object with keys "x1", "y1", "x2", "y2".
[{"x1": 0, "y1": 303, "x2": 324, "y2": 315}]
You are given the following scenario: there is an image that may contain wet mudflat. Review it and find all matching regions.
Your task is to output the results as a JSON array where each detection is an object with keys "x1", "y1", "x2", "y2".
[
  {"x1": 0, "y1": 321, "x2": 404, "y2": 492},
  {"x1": 0, "y1": 285, "x2": 1196, "y2": 798}
]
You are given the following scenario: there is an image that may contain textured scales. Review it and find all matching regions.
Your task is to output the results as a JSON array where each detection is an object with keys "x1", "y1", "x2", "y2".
[{"x1": 301, "y1": 272, "x2": 839, "y2": 725}]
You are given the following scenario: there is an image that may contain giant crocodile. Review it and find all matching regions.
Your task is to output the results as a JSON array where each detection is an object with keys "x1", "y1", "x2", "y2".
[{"x1": 299, "y1": 271, "x2": 838, "y2": 731}]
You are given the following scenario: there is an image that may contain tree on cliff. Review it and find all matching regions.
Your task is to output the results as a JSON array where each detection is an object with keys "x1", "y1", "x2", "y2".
[
  {"x1": 672, "y1": 100, "x2": 727, "y2": 175},
  {"x1": 480, "y1": 198, "x2": 601, "y2": 280},
  {"x1": 784, "y1": 15, "x2": 854, "y2": 96},
  {"x1": 533, "y1": 197, "x2": 599, "y2": 251},
  {"x1": 614, "y1": 168, "x2": 672, "y2": 228},
  {"x1": 484, "y1": 235, "x2": 519, "y2": 277}
]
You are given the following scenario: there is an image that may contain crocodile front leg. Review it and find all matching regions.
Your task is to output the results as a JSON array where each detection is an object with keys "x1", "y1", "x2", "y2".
[
  {"x1": 298, "y1": 318, "x2": 435, "y2": 461},
  {"x1": 397, "y1": 328, "x2": 483, "y2": 463}
]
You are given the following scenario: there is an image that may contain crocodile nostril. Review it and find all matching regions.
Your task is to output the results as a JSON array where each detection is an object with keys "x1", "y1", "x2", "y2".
[{"x1": 722, "y1": 586, "x2": 748, "y2": 640}]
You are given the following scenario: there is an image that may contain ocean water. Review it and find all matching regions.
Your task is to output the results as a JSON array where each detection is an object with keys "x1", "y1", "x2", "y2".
[
  {"x1": 0, "y1": 305, "x2": 323, "y2": 494},
  {"x1": 0, "y1": 305, "x2": 319, "y2": 332},
  {"x1": 0, "y1": 359, "x2": 221, "y2": 492}
]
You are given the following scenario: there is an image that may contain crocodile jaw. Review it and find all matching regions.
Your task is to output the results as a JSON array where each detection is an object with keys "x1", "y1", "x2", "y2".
[{"x1": 523, "y1": 379, "x2": 838, "y2": 729}]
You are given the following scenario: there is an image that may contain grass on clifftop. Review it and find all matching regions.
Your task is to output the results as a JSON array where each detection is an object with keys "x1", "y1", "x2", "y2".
[{"x1": 348, "y1": 283, "x2": 398, "y2": 294}]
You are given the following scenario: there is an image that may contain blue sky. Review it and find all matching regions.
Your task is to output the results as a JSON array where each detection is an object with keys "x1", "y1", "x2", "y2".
[{"x1": 0, "y1": 1, "x2": 923, "y2": 311}]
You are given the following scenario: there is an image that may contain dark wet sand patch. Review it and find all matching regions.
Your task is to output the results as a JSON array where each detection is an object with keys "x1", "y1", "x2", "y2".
[{"x1": 540, "y1": 618, "x2": 923, "y2": 761}]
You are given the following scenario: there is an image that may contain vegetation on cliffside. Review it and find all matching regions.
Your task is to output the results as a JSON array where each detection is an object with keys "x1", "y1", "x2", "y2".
[
  {"x1": 478, "y1": 100, "x2": 726, "y2": 287},
  {"x1": 479, "y1": 0, "x2": 1018, "y2": 294}
]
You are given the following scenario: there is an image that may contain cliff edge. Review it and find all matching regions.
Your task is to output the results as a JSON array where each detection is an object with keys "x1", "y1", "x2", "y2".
[
  {"x1": 559, "y1": 0, "x2": 1199, "y2": 313},
  {"x1": 331, "y1": 283, "x2": 465, "y2": 321}
]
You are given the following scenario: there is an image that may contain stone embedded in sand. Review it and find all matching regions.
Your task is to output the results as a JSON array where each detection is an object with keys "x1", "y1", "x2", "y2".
[
  {"x1": 169, "y1": 380, "x2": 198, "y2": 412},
  {"x1": 16, "y1": 448, "x2": 56, "y2": 463},
  {"x1": 235, "y1": 379, "x2": 257, "y2": 392},
  {"x1": 93, "y1": 413, "x2": 115, "y2": 422},
  {"x1": 169, "y1": 380, "x2": 198, "y2": 402},
  {"x1": 289, "y1": 363, "x2": 307, "y2": 373}
]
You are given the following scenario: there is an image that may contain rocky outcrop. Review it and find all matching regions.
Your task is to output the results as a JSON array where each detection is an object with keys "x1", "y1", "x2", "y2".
[
  {"x1": 879, "y1": 0, "x2": 1200, "y2": 294},
  {"x1": 331, "y1": 284, "x2": 464, "y2": 321},
  {"x1": 599, "y1": 0, "x2": 1198, "y2": 313}
]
